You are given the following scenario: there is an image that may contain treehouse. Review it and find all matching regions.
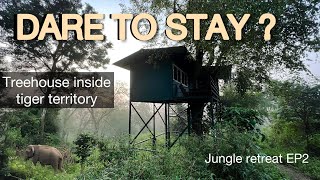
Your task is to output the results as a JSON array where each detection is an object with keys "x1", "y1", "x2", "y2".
[
  {"x1": 113, "y1": 46, "x2": 231, "y2": 103},
  {"x1": 113, "y1": 46, "x2": 231, "y2": 150}
]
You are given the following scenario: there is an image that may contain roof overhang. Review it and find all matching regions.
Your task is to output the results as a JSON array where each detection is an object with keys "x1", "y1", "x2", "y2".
[{"x1": 113, "y1": 46, "x2": 190, "y2": 70}]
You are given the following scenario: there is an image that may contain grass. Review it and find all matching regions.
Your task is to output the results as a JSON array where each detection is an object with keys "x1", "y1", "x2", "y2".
[
  {"x1": 292, "y1": 157, "x2": 320, "y2": 179},
  {"x1": 8, "y1": 156, "x2": 81, "y2": 180}
]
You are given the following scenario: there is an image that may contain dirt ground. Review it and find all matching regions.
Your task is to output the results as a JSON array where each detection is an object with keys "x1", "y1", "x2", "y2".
[{"x1": 277, "y1": 164, "x2": 312, "y2": 180}]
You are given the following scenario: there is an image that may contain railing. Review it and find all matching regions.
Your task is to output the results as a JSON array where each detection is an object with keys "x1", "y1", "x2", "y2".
[
  {"x1": 210, "y1": 76, "x2": 219, "y2": 100},
  {"x1": 172, "y1": 75, "x2": 220, "y2": 102}
]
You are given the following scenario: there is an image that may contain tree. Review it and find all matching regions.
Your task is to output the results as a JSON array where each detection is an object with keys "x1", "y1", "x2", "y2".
[
  {"x1": 271, "y1": 80, "x2": 320, "y2": 151},
  {"x1": 0, "y1": 0, "x2": 112, "y2": 140},
  {"x1": 57, "y1": 81, "x2": 129, "y2": 140},
  {"x1": 123, "y1": 0, "x2": 320, "y2": 135},
  {"x1": 74, "y1": 133, "x2": 96, "y2": 173},
  {"x1": 221, "y1": 83, "x2": 273, "y2": 117},
  {"x1": 0, "y1": 110, "x2": 9, "y2": 177},
  {"x1": 59, "y1": 108, "x2": 77, "y2": 143},
  {"x1": 86, "y1": 81, "x2": 128, "y2": 137}
]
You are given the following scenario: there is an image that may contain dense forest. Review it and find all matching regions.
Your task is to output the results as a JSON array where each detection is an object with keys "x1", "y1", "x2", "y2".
[
  {"x1": 0, "y1": 0, "x2": 320, "y2": 179},
  {"x1": 1, "y1": 78, "x2": 320, "y2": 179}
]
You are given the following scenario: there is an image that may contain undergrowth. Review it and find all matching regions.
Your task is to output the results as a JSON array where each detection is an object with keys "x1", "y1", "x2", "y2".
[{"x1": 8, "y1": 124, "x2": 287, "y2": 179}]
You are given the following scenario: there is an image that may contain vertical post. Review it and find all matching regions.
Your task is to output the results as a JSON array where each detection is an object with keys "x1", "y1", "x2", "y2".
[
  {"x1": 210, "y1": 98, "x2": 216, "y2": 139},
  {"x1": 164, "y1": 103, "x2": 168, "y2": 148},
  {"x1": 167, "y1": 103, "x2": 171, "y2": 149},
  {"x1": 153, "y1": 103, "x2": 156, "y2": 148},
  {"x1": 210, "y1": 98, "x2": 215, "y2": 129},
  {"x1": 217, "y1": 102, "x2": 221, "y2": 138},
  {"x1": 129, "y1": 100, "x2": 132, "y2": 144},
  {"x1": 187, "y1": 103, "x2": 191, "y2": 135}
]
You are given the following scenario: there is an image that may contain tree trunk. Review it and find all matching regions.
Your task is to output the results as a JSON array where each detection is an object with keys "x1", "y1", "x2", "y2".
[
  {"x1": 173, "y1": 1, "x2": 207, "y2": 136},
  {"x1": 189, "y1": 47, "x2": 205, "y2": 135},
  {"x1": 39, "y1": 51, "x2": 58, "y2": 141},
  {"x1": 303, "y1": 114, "x2": 310, "y2": 152},
  {"x1": 40, "y1": 108, "x2": 47, "y2": 142},
  {"x1": 190, "y1": 102, "x2": 206, "y2": 136},
  {"x1": 88, "y1": 108, "x2": 99, "y2": 136}
]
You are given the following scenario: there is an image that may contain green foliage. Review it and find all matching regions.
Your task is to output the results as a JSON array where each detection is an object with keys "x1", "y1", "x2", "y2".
[
  {"x1": 3, "y1": 131, "x2": 286, "y2": 179},
  {"x1": 221, "y1": 107, "x2": 263, "y2": 133},
  {"x1": 264, "y1": 120, "x2": 305, "y2": 152},
  {"x1": 74, "y1": 133, "x2": 97, "y2": 167},
  {"x1": 262, "y1": 115, "x2": 320, "y2": 179},
  {"x1": 44, "y1": 109, "x2": 60, "y2": 134},
  {"x1": 44, "y1": 133, "x2": 62, "y2": 146},
  {"x1": 222, "y1": 83, "x2": 273, "y2": 116},
  {"x1": 8, "y1": 157, "x2": 80, "y2": 180},
  {"x1": 308, "y1": 134, "x2": 320, "y2": 157},
  {"x1": 6, "y1": 109, "x2": 39, "y2": 133},
  {"x1": 0, "y1": 109, "x2": 36, "y2": 176},
  {"x1": 271, "y1": 81, "x2": 320, "y2": 123},
  {"x1": 5, "y1": 128, "x2": 27, "y2": 149},
  {"x1": 0, "y1": 109, "x2": 9, "y2": 176},
  {"x1": 0, "y1": 0, "x2": 112, "y2": 146},
  {"x1": 202, "y1": 123, "x2": 268, "y2": 179},
  {"x1": 77, "y1": 130, "x2": 285, "y2": 179},
  {"x1": 0, "y1": 109, "x2": 61, "y2": 146},
  {"x1": 0, "y1": 0, "x2": 112, "y2": 72},
  {"x1": 124, "y1": 0, "x2": 320, "y2": 92},
  {"x1": 270, "y1": 80, "x2": 320, "y2": 153},
  {"x1": 97, "y1": 137, "x2": 131, "y2": 167},
  {"x1": 0, "y1": 148, "x2": 9, "y2": 177},
  {"x1": 294, "y1": 157, "x2": 320, "y2": 180},
  {"x1": 171, "y1": 104, "x2": 188, "y2": 132},
  {"x1": 261, "y1": 79, "x2": 320, "y2": 178}
]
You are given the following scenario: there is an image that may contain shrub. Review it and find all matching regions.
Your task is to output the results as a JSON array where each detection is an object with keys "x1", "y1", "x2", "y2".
[
  {"x1": 74, "y1": 133, "x2": 96, "y2": 172},
  {"x1": 8, "y1": 157, "x2": 80, "y2": 180},
  {"x1": 78, "y1": 129, "x2": 285, "y2": 180},
  {"x1": 0, "y1": 148, "x2": 9, "y2": 177}
]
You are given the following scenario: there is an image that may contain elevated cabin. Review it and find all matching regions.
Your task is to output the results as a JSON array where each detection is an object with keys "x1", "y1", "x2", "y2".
[{"x1": 113, "y1": 46, "x2": 231, "y2": 103}]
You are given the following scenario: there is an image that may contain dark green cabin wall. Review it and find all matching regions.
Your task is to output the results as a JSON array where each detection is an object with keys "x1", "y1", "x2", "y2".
[{"x1": 130, "y1": 61, "x2": 173, "y2": 102}]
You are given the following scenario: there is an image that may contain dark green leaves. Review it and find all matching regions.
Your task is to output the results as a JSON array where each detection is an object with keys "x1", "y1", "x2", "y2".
[
  {"x1": 74, "y1": 133, "x2": 96, "y2": 164},
  {"x1": 0, "y1": 0, "x2": 112, "y2": 72}
]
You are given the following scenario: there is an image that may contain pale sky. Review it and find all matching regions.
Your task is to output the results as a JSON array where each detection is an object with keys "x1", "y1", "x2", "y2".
[
  {"x1": 83, "y1": 0, "x2": 144, "y2": 84},
  {"x1": 84, "y1": 0, "x2": 319, "y2": 84}
]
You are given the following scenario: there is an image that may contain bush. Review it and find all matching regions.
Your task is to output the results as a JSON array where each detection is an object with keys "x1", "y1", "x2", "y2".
[
  {"x1": 295, "y1": 157, "x2": 320, "y2": 179},
  {"x1": 74, "y1": 133, "x2": 96, "y2": 172},
  {"x1": 308, "y1": 134, "x2": 320, "y2": 157},
  {"x1": 262, "y1": 120, "x2": 320, "y2": 179},
  {"x1": 8, "y1": 156, "x2": 80, "y2": 180},
  {"x1": 78, "y1": 126, "x2": 285, "y2": 180},
  {"x1": 0, "y1": 148, "x2": 9, "y2": 177}
]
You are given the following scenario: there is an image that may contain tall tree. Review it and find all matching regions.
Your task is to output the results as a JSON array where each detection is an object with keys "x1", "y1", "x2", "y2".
[
  {"x1": 123, "y1": 0, "x2": 320, "y2": 135},
  {"x1": 0, "y1": 0, "x2": 112, "y2": 140},
  {"x1": 271, "y1": 80, "x2": 320, "y2": 149}
]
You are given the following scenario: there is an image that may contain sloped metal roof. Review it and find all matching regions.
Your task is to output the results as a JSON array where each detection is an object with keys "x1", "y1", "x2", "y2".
[
  {"x1": 113, "y1": 46, "x2": 232, "y2": 81},
  {"x1": 113, "y1": 46, "x2": 190, "y2": 70}
]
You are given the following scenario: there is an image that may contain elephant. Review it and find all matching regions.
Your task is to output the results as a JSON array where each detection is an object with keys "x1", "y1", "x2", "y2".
[{"x1": 25, "y1": 145, "x2": 63, "y2": 172}]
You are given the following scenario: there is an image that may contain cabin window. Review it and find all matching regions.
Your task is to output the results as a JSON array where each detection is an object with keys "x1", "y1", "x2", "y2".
[{"x1": 173, "y1": 64, "x2": 188, "y2": 86}]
